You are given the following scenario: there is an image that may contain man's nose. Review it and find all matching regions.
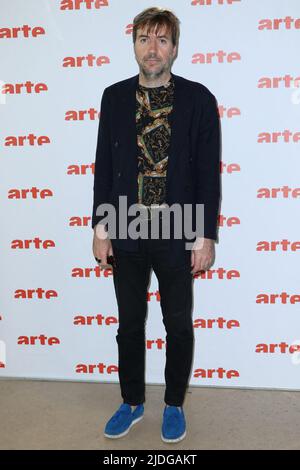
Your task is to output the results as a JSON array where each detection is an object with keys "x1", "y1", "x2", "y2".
[{"x1": 148, "y1": 39, "x2": 158, "y2": 54}]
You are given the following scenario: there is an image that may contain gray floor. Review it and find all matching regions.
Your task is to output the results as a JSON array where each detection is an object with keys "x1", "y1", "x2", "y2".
[{"x1": 1, "y1": 379, "x2": 300, "y2": 450}]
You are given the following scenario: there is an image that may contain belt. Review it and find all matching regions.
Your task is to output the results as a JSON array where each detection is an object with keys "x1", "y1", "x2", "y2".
[{"x1": 136, "y1": 203, "x2": 169, "y2": 220}]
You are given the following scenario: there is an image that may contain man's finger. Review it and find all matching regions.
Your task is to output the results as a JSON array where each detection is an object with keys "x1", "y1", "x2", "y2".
[{"x1": 190, "y1": 251, "x2": 195, "y2": 268}]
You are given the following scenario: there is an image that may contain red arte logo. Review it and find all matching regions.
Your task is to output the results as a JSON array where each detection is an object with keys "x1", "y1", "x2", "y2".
[
  {"x1": 258, "y1": 16, "x2": 300, "y2": 30},
  {"x1": 126, "y1": 23, "x2": 133, "y2": 35},
  {"x1": 0, "y1": 340, "x2": 6, "y2": 368},
  {"x1": 1, "y1": 81, "x2": 48, "y2": 94},
  {"x1": 147, "y1": 339, "x2": 165, "y2": 350},
  {"x1": 14, "y1": 289, "x2": 58, "y2": 299},
  {"x1": 256, "y1": 343, "x2": 300, "y2": 353},
  {"x1": 60, "y1": 0, "x2": 108, "y2": 10},
  {"x1": 194, "y1": 317, "x2": 240, "y2": 329},
  {"x1": 17, "y1": 335, "x2": 60, "y2": 345},
  {"x1": 8, "y1": 188, "x2": 53, "y2": 199},
  {"x1": 74, "y1": 314, "x2": 119, "y2": 326},
  {"x1": 191, "y1": 0, "x2": 241, "y2": 5},
  {"x1": 11, "y1": 238, "x2": 56, "y2": 250},
  {"x1": 5, "y1": 135, "x2": 50, "y2": 146},
  {"x1": 194, "y1": 368, "x2": 239, "y2": 379},
  {"x1": 75, "y1": 363, "x2": 118, "y2": 374},
  {"x1": 218, "y1": 105, "x2": 241, "y2": 118},
  {"x1": 67, "y1": 163, "x2": 95, "y2": 174},
  {"x1": 257, "y1": 186, "x2": 300, "y2": 198},
  {"x1": 220, "y1": 162, "x2": 241, "y2": 174},
  {"x1": 192, "y1": 50, "x2": 241, "y2": 64},
  {"x1": 256, "y1": 240, "x2": 300, "y2": 252},
  {"x1": 0, "y1": 25, "x2": 45, "y2": 38},
  {"x1": 193, "y1": 268, "x2": 240, "y2": 279},
  {"x1": 257, "y1": 130, "x2": 300, "y2": 143},
  {"x1": 256, "y1": 292, "x2": 300, "y2": 304},
  {"x1": 71, "y1": 265, "x2": 114, "y2": 278},
  {"x1": 62, "y1": 54, "x2": 110, "y2": 67},
  {"x1": 65, "y1": 108, "x2": 100, "y2": 121},
  {"x1": 218, "y1": 214, "x2": 240, "y2": 229},
  {"x1": 69, "y1": 216, "x2": 92, "y2": 227},
  {"x1": 258, "y1": 75, "x2": 300, "y2": 88},
  {"x1": 147, "y1": 290, "x2": 161, "y2": 301}
]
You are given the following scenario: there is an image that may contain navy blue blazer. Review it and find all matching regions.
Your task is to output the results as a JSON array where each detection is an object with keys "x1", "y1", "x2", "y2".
[{"x1": 91, "y1": 72, "x2": 221, "y2": 265}]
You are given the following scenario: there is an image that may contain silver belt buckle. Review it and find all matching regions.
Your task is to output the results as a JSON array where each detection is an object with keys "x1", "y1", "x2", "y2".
[
  {"x1": 138, "y1": 203, "x2": 168, "y2": 221},
  {"x1": 137, "y1": 204, "x2": 150, "y2": 220}
]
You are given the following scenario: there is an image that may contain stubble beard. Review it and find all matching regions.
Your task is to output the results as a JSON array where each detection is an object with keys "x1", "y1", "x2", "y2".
[{"x1": 138, "y1": 56, "x2": 174, "y2": 81}]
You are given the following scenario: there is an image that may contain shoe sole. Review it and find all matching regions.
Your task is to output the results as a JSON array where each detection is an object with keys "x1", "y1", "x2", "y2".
[
  {"x1": 104, "y1": 414, "x2": 144, "y2": 439},
  {"x1": 161, "y1": 430, "x2": 187, "y2": 443}
]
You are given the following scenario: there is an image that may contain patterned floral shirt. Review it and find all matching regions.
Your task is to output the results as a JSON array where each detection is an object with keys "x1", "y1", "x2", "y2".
[{"x1": 136, "y1": 76, "x2": 175, "y2": 206}]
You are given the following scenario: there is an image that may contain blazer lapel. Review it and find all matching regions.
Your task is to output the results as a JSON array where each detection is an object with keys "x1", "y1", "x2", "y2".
[
  {"x1": 117, "y1": 74, "x2": 139, "y2": 176},
  {"x1": 167, "y1": 72, "x2": 193, "y2": 186}
]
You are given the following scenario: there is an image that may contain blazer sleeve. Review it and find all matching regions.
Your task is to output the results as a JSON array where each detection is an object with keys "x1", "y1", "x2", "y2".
[
  {"x1": 91, "y1": 87, "x2": 113, "y2": 229},
  {"x1": 195, "y1": 90, "x2": 221, "y2": 241}
]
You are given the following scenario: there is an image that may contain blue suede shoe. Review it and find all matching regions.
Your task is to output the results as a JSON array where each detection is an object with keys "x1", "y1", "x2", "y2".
[
  {"x1": 161, "y1": 405, "x2": 186, "y2": 443},
  {"x1": 104, "y1": 403, "x2": 144, "y2": 439}
]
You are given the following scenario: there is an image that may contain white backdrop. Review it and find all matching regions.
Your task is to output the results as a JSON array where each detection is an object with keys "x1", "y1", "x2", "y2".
[{"x1": 1, "y1": 0, "x2": 300, "y2": 390}]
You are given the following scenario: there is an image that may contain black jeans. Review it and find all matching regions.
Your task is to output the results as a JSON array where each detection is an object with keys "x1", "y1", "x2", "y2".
[{"x1": 111, "y1": 218, "x2": 194, "y2": 407}]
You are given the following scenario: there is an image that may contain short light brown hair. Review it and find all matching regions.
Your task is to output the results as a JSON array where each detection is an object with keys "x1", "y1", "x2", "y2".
[{"x1": 132, "y1": 7, "x2": 180, "y2": 47}]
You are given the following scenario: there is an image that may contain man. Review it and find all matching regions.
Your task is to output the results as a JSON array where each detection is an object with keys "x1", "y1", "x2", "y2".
[{"x1": 92, "y1": 7, "x2": 221, "y2": 443}]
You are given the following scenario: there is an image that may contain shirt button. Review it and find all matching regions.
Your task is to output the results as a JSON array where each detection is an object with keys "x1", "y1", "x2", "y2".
[
  {"x1": 117, "y1": 171, "x2": 121, "y2": 178},
  {"x1": 114, "y1": 141, "x2": 119, "y2": 148}
]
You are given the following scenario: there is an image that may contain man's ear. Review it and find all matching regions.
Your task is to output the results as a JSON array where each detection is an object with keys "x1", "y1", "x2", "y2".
[{"x1": 173, "y1": 45, "x2": 178, "y2": 60}]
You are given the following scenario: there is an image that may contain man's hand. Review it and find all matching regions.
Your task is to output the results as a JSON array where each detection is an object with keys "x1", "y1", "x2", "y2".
[
  {"x1": 93, "y1": 223, "x2": 114, "y2": 268},
  {"x1": 190, "y1": 237, "x2": 215, "y2": 274}
]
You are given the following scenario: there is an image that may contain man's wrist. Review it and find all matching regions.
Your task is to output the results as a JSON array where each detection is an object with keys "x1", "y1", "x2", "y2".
[
  {"x1": 196, "y1": 236, "x2": 215, "y2": 243},
  {"x1": 94, "y1": 223, "x2": 108, "y2": 240},
  {"x1": 193, "y1": 237, "x2": 215, "y2": 250}
]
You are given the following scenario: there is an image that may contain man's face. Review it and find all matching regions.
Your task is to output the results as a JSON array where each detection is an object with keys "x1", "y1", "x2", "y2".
[{"x1": 134, "y1": 24, "x2": 177, "y2": 80}]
